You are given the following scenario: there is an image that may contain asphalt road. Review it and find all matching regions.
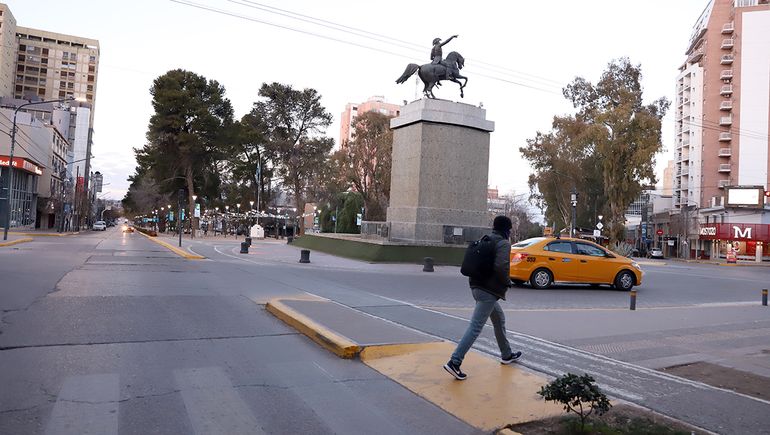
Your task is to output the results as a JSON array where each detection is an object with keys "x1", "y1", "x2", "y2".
[
  {"x1": 2, "y1": 229, "x2": 769, "y2": 434},
  {"x1": 0, "y1": 229, "x2": 478, "y2": 435}
]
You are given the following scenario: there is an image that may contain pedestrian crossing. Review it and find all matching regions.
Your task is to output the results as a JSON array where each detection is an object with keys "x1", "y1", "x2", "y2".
[{"x1": 38, "y1": 362, "x2": 445, "y2": 435}]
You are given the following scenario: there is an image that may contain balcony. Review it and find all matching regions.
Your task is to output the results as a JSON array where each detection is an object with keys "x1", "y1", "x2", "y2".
[
  {"x1": 718, "y1": 148, "x2": 732, "y2": 157},
  {"x1": 720, "y1": 115, "x2": 733, "y2": 126},
  {"x1": 720, "y1": 85, "x2": 733, "y2": 95},
  {"x1": 718, "y1": 164, "x2": 731, "y2": 173},
  {"x1": 719, "y1": 132, "x2": 732, "y2": 141},
  {"x1": 720, "y1": 69, "x2": 733, "y2": 80},
  {"x1": 721, "y1": 38, "x2": 735, "y2": 49},
  {"x1": 718, "y1": 180, "x2": 730, "y2": 189},
  {"x1": 720, "y1": 100, "x2": 733, "y2": 111},
  {"x1": 722, "y1": 22, "x2": 734, "y2": 34},
  {"x1": 721, "y1": 54, "x2": 734, "y2": 64}
]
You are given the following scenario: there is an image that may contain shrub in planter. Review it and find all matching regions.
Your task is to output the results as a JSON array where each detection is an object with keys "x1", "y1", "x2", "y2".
[{"x1": 538, "y1": 373, "x2": 611, "y2": 432}]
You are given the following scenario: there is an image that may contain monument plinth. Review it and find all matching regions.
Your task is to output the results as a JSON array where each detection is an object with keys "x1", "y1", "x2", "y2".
[{"x1": 386, "y1": 99, "x2": 494, "y2": 244}]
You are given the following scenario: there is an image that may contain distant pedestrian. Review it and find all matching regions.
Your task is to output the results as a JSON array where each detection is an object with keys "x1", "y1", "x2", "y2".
[{"x1": 444, "y1": 215, "x2": 521, "y2": 380}]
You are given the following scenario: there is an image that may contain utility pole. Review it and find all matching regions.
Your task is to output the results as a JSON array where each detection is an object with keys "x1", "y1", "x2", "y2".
[{"x1": 570, "y1": 188, "x2": 578, "y2": 237}]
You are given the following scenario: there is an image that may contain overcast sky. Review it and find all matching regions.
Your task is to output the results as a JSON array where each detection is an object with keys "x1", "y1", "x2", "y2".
[{"x1": 7, "y1": 0, "x2": 708, "y2": 203}]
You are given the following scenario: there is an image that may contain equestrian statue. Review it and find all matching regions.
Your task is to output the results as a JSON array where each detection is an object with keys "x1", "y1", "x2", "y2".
[{"x1": 396, "y1": 34, "x2": 468, "y2": 99}]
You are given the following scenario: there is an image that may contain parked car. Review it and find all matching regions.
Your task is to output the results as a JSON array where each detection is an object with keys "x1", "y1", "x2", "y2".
[
  {"x1": 647, "y1": 248, "x2": 664, "y2": 259},
  {"x1": 92, "y1": 221, "x2": 107, "y2": 231},
  {"x1": 509, "y1": 236, "x2": 643, "y2": 290}
]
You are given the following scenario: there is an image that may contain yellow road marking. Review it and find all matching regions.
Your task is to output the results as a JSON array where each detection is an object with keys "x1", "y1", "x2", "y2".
[
  {"x1": 360, "y1": 342, "x2": 564, "y2": 431},
  {"x1": 0, "y1": 237, "x2": 33, "y2": 247},
  {"x1": 136, "y1": 231, "x2": 205, "y2": 259}
]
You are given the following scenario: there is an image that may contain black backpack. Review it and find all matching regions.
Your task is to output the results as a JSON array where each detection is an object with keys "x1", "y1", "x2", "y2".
[{"x1": 460, "y1": 235, "x2": 497, "y2": 280}]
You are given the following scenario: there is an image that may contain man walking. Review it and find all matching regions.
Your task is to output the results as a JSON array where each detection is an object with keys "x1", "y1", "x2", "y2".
[{"x1": 444, "y1": 215, "x2": 522, "y2": 380}]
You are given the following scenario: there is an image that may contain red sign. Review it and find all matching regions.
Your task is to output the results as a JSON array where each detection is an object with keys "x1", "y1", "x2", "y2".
[
  {"x1": 656, "y1": 229, "x2": 664, "y2": 235},
  {"x1": 699, "y1": 223, "x2": 770, "y2": 243},
  {"x1": 0, "y1": 156, "x2": 43, "y2": 175}
]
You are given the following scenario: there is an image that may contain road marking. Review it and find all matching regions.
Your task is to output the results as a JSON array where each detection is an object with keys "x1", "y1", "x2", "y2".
[
  {"x1": 174, "y1": 367, "x2": 264, "y2": 435},
  {"x1": 45, "y1": 373, "x2": 119, "y2": 435}
]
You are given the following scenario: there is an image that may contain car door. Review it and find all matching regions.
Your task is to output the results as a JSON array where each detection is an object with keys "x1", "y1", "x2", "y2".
[
  {"x1": 542, "y1": 241, "x2": 579, "y2": 282},
  {"x1": 575, "y1": 242, "x2": 613, "y2": 283}
]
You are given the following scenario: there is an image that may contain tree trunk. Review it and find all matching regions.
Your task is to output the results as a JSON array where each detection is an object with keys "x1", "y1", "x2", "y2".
[{"x1": 185, "y1": 166, "x2": 195, "y2": 239}]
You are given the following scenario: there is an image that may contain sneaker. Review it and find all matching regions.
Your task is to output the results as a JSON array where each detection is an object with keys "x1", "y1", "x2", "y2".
[
  {"x1": 501, "y1": 351, "x2": 522, "y2": 364},
  {"x1": 443, "y1": 360, "x2": 467, "y2": 380}
]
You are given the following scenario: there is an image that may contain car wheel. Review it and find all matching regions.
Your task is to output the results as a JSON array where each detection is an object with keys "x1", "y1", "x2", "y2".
[
  {"x1": 530, "y1": 268, "x2": 553, "y2": 289},
  {"x1": 614, "y1": 270, "x2": 635, "y2": 291}
]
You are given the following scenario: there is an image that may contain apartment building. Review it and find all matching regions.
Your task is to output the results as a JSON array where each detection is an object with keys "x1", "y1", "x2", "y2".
[
  {"x1": 0, "y1": 2, "x2": 99, "y2": 230},
  {"x1": 674, "y1": 0, "x2": 770, "y2": 261},
  {"x1": 339, "y1": 96, "x2": 400, "y2": 147}
]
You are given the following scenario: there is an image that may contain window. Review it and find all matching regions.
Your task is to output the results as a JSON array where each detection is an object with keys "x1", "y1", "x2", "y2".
[
  {"x1": 42, "y1": 48, "x2": 49, "y2": 56},
  {"x1": 87, "y1": 75, "x2": 94, "y2": 82},
  {"x1": 59, "y1": 90, "x2": 65, "y2": 97},
  {"x1": 88, "y1": 65, "x2": 95, "y2": 73},
  {"x1": 17, "y1": 64, "x2": 24, "y2": 72},
  {"x1": 544, "y1": 241, "x2": 573, "y2": 254},
  {"x1": 575, "y1": 242, "x2": 607, "y2": 257},
  {"x1": 87, "y1": 85, "x2": 93, "y2": 92},
  {"x1": 512, "y1": 237, "x2": 545, "y2": 248},
  {"x1": 60, "y1": 71, "x2": 67, "y2": 78},
  {"x1": 59, "y1": 81, "x2": 66, "y2": 88},
  {"x1": 89, "y1": 55, "x2": 96, "y2": 63}
]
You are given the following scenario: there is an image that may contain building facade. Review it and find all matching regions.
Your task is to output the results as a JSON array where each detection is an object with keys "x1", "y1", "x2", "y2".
[
  {"x1": 673, "y1": 0, "x2": 770, "y2": 260},
  {"x1": 0, "y1": 2, "x2": 99, "y2": 230},
  {"x1": 339, "y1": 96, "x2": 400, "y2": 147}
]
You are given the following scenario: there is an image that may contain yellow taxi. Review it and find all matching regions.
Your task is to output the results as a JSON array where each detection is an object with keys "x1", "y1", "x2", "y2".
[{"x1": 509, "y1": 236, "x2": 643, "y2": 290}]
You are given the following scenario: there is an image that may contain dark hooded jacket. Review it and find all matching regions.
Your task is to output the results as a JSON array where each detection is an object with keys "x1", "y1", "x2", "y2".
[{"x1": 468, "y1": 230, "x2": 512, "y2": 300}]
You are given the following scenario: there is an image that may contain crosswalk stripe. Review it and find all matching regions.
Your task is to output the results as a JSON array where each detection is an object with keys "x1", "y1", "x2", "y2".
[
  {"x1": 174, "y1": 367, "x2": 265, "y2": 435},
  {"x1": 45, "y1": 373, "x2": 119, "y2": 435}
]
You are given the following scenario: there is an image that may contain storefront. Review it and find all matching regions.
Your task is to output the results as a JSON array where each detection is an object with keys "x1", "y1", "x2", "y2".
[
  {"x1": 699, "y1": 223, "x2": 770, "y2": 262},
  {"x1": 0, "y1": 156, "x2": 43, "y2": 229}
]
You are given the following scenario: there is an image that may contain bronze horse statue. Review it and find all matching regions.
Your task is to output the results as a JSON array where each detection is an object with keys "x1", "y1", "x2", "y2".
[{"x1": 396, "y1": 51, "x2": 467, "y2": 99}]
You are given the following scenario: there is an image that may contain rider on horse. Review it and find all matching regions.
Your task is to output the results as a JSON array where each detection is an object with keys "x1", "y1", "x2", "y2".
[{"x1": 431, "y1": 35, "x2": 459, "y2": 80}]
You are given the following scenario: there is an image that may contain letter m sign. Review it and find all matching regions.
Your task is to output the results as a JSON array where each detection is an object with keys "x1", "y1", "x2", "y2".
[{"x1": 733, "y1": 226, "x2": 752, "y2": 240}]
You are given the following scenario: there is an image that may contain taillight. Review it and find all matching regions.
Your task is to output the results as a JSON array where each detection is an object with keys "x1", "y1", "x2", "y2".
[{"x1": 511, "y1": 252, "x2": 529, "y2": 263}]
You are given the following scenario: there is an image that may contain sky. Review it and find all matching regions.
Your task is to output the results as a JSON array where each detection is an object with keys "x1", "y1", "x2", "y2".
[{"x1": 6, "y1": 0, "x2": 709, "y2": 204}]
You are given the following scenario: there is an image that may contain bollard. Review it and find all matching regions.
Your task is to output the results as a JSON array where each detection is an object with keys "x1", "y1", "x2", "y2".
[
  {"x1": 245, "y1": 236, "x2": 252, "y2": 246},
  {"x1": 763, "y1": 288, "x2": 768, "y2": 306},
  {"x1": 423, "y1": 257, "x2": 434, "y2": 272},
  {"x1": 629, "y1": 290, "x2": 637, "y2": 311},
  {"x1": 299, "y1": 249, "x2": 310, "y2": 263},
  {"x1": 240, "y1": 241, "x2": 249, "y2": 254}
]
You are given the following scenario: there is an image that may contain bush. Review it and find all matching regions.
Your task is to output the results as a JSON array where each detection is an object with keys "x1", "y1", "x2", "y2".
[
  {"x1": 538, "y1": 373, "x2": 612, "y2": 432},
  {"x1": 609, "y1": 241, "x2": 635, "y2": 257}
]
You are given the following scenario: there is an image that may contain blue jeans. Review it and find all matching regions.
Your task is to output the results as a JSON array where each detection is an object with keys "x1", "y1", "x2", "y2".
[{"x1": 450, "y1": 287, "x2": 512, "y2": 366}]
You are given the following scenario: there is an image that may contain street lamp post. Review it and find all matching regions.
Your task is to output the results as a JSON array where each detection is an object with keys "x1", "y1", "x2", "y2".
[
  {"x1": 570, "y1": 188, "x2": 578, "y2": 238},
  {"x1": 3, "y1": 97, "x2": 74, "y2": 240}
]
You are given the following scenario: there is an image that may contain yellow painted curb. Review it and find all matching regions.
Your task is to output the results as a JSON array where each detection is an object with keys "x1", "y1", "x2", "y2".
[
  {"x1": 136, "y1": 231, "x2": 205, "y2": 259},
  {"x1": 360, "y1": 342, "x2": 564, "y2": 431},
  {"x1": 8, "y1": 231, "x2": 79, "y2": 237},
  {"x1": 0, "y1": 237, "x2": 33, "y2": 247},
  {"x1": 266, "y1": 299, "x2": 361, "y2": 359}
]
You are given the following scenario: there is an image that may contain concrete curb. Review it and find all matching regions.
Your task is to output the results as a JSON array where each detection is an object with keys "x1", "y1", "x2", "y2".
[
  {"x1": 136, "y1": 231, "x2": 206, "y2": 260},
  {"x1": 7, "y1": 231, "x2": 79, "y2": 237},
  {"x1": 265, "y1": 299, "x2": 361, "y2": 359},
  {"x1": 0, "y1": 237, "x2": 33, "y2": 247}
]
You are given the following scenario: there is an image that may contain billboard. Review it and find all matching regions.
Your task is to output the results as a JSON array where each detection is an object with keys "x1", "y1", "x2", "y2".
[{"x1": 726, "y1": 186, "x2": 764, "y2": 207}]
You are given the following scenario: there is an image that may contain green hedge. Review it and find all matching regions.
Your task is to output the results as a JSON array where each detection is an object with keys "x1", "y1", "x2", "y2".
[{"x1": 292, "y1": 234, "x2": 465, "y2": 265}]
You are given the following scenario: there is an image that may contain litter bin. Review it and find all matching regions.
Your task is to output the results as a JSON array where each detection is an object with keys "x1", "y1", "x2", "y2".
[{"x1": 240, "y1": 242, "x2": 249, "y2": 254}]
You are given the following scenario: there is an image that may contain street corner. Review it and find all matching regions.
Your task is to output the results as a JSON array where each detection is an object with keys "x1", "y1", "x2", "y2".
[
  {"x1": 136, "y1": 231, "x2": 206, "y2": 260},
  {"x1": 360, "y1": 342, "x2": 564, "y2": 432},
  {"x1": 0, "y1": 237, "x2": 33, "y2": 247},
  {"x1": 265, "y1": 297, "x2": 361, "y2": 359}
]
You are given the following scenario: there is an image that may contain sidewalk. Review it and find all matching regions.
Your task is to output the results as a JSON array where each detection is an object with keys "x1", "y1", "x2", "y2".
[
  {"x1": 265, "y1": 290, "x2": 770, "y2": 434},
  {"x1": 266, "y1": 295, "x2": 564, "y2": 431}
]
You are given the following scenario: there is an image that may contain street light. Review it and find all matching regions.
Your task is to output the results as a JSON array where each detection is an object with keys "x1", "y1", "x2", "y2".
[
  {"x1": 570, "y1": 188, "x2": 578, "y2": 238},
  {"x1": 3, "y1": 97, "x2": 76, "y2": 240}
]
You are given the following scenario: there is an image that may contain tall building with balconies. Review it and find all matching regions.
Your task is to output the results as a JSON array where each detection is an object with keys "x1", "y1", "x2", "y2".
[
  {"x1": 339, "y1": 96, "x2": 401, "y2": 148},
  {"x1": 675, "y1": 0, "x2": 770, "y2": 210}
]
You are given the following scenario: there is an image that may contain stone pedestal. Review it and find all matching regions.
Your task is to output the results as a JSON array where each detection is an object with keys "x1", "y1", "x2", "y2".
[{"x1": 386, "y1": 99, "x2": 494, "y2": 244}]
